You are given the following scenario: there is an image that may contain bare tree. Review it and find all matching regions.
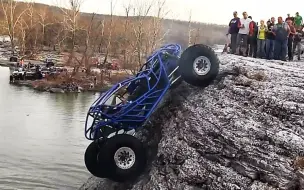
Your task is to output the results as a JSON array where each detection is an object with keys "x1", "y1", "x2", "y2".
[
  {"x1": 144, "y1": 0, "x2": 170, "y2": 54},
  {"x1": 96, "y1": 19, "x2": 105, "y2": 53},
  {"x1": 37, "y1": 7, "x2": 53, "y2": 47},
  {"x1": 120, "y1": 2, "x2": 133, "y2": 73},
  {"x1": 25, "y1": 1, "x2": 40, "y2": 55},
  {"x1": 193, "y1": 27, "x2": 201, "y2": 44},
  {"x1": 0, "y1": 0, "x2": 28, "y2": 54},
  {"x1": 128, "y1": 1, "x2": 153, "y2": 73},
  {"x1": 74, "y1": 13, "x2": 103, "y2": 75},
  {"x1": 187, "y1": 10, "x2": 194, "y2": 46},
  {"x1": 17, "y1": 18, "x2": 29, "y2": 56},
  {"x1": 57, "y1": 0, "x2": 84, "y2": 68},
  {"x1": 100, "y1": 0, "x2": 116, "y2": 81}
]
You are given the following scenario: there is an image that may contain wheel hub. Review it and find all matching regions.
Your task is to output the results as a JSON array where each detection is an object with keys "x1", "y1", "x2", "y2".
[
  {"x1": 114, "y1": 147, "x2": 135, "y2": 169},
  {"x1": 193, "y1": 56, "x2": 211, "y2": 76}
]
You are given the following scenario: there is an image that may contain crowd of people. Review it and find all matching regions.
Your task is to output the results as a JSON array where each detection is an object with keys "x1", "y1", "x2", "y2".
[{"x1": 226, "y1": 11, "x2": 304, "y2": 61}]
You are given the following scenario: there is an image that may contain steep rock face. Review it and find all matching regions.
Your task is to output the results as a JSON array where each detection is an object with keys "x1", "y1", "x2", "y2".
[{"x1": 80, "y1": 55, "x2": 304, "y2": 190}]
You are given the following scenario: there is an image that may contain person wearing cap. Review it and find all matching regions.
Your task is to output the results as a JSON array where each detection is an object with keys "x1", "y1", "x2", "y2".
[
  {"x1": 294, "y1": 12, "x2": 303, "y2": 30},
  {"x1": 228, "y1": 11, "x2": 240, "y2": 54},
  {"x1": 236, "y1": 11, "x2": 252, "y2": 56}
]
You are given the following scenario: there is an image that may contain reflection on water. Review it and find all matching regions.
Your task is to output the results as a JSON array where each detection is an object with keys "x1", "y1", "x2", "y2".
[{"x1": 0, "y1": 66, "x2": 99, "y2": 189}]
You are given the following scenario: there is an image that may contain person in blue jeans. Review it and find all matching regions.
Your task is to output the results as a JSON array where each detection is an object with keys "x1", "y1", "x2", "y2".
[
  {"x1": 228, "y1": 11, "x2": 240, "y2": 54},
  {"x1": 272, "y1": 17, "x2": 290, "y2": 61},
  {"x1": 265, "y1": 17, "x2": 275, "y2": 59}
]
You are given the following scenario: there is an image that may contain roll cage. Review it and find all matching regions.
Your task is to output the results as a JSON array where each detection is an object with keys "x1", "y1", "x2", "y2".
[{"x1": 85, "y1": 44, "x2": 182, "y2": 140}]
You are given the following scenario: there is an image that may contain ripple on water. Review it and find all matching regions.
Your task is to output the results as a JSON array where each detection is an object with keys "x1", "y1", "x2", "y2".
[{"x1": 0, "y1": 66, "x2": 96, "y2": 189}]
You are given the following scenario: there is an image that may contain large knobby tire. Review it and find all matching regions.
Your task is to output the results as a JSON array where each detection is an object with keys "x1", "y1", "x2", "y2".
[
  {"x1": 84, "y1": 141, "x2": 108, "y2": 178},
  {"x1": 99, "y1": 134, "x2": 146, "y2": 182},
  {"x1": 178, "y1": 44, "x2": 219, "y2": 87}
]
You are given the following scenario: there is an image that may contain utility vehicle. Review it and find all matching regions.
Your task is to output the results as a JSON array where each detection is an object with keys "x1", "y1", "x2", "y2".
[{"x1": 84, "y1": 43, "x2": 220, "y2": 182}]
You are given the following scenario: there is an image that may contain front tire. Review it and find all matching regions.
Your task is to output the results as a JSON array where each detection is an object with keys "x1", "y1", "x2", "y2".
[
  {"x1": 84, "y1": 141, "x2": 108, "y2": 178},
  {"x1": 178, "y1": 44, "x2": 219, "y2": 87},
  {"x1": 100, "y1": 134, "x2": 146, "y2": 182}
]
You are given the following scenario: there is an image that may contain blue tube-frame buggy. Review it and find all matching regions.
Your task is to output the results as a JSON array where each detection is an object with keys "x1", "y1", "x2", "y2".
[{"x1": 84, "y1": 43, "x2": 220, "y2": 182}]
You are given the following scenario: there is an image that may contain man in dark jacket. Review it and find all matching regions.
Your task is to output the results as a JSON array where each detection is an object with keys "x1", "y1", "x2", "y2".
[
  {"x1": 246, "y1": 16, "x2": 258, "y2": 57},
  {"x1": 273, "y1": 17, "x2": 290, "y2": 61},
  {"x1": 228, "y1": 11, "x2": 240, "y2": 54},
  {"x1": 266, "y1": 17, "x2": 276, "y2": 59}
]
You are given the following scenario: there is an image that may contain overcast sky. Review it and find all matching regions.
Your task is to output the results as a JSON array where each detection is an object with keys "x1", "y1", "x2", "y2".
[{"x1": 22, "y1": 0, "x2": 304, "y2": 25}]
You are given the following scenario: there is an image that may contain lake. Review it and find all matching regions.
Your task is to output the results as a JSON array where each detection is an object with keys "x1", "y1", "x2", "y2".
[{"x1": 0, "y1": 66, "x2": 98, "y2": 189}]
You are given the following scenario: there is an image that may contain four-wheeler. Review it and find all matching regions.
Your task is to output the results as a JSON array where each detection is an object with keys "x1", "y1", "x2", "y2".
[{"x1": 84, "y1": 43, "x2": 220, "y2": 182}]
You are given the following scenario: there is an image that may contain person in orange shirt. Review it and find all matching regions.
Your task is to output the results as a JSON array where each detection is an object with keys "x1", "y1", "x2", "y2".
[{"x1": 257, "y1": 20, "x2": 268, "y2": 58}]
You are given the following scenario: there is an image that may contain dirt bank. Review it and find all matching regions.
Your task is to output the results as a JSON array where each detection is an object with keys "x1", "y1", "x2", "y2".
[{"x1": 79, "y1": 54, "x2": 304, "y2": 190}]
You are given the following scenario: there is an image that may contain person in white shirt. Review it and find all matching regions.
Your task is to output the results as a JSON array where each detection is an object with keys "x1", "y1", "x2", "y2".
[{"x1": 236, "y1": 12, "x2": 252, "y2": 56}]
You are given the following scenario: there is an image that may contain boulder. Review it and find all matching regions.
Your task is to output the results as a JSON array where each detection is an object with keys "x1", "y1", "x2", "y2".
[
  {"x1": 49, "y1": 87, "x2": 65, "y2": 93},
  {"x1": 79, "y1": 55, "x2": 304, "y2": 190}
]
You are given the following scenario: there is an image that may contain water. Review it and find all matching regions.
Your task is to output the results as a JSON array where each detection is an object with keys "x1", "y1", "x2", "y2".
[{"x1": 0, "y1": 66, "x2": 99, "y2": 189}]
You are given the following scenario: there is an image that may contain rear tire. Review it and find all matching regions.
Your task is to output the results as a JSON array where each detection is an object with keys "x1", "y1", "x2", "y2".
[
  {"x1": 99, "y1": 134, "x2": 146, "y2": 182},
  {"x1": 84, "y1": 141, "x2": 108, "y2": 178},
  {"x1": 178, "y1": 44, "x2": 219, "y2": 87}
]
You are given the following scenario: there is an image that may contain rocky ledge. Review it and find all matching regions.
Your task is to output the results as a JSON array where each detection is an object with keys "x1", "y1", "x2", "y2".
[{"x1": 79, "y1": 54, "x2": 304, "y2": 190}]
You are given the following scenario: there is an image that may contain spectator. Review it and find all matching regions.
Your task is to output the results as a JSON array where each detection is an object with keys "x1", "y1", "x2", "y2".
[
  {"x1": 273, "y1": 16, "x2": 290, "y2": 61},
  {"x1": 285, "y1": 14, "x2": 294, "y2": 22},
  {"x1": 236, "y1": 12, "x2": 252, "y2": 56},
  {"x1": 293, "y1": 29, "x2": 303, "y2": 60},
  {"x1": 257, "y1": 20, "x2": 267, "y2": 58},
  {"x1": 287, "y1": 20, "x2": 296, "y2": 61},
  {"x1": 265, "y1": 17, "x2": 276, "y2": 59},
  {"x1": 247, "y1": 16, "x2": 258, "y2": 57},
  {"x1": 228, "y1": 11, "x2": 240, "y2": 54},
  {"x1": 294, "y1": 12, "x2": 303, "y2": 30}
]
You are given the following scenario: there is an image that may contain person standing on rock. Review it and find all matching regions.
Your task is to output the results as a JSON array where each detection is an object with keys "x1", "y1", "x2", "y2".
[
  {"x1": 286, "y1": 20, "x2": 296, "y2": 61},
  {"x1": 257, "y1": 20, "x2": 268, "y2": 58},
  {"x1": 272, "y1": 16, "x2": 290, "y2": 61},
  {"x1": 228, "y1": 11, "x2": 240, "y2": 54},
  {"x1": 266, "y1": 17, "x2": 276, "y2": 60},
  {"x1": 293, "y1": 29, "x2": 303, "y2": 60},
  {"x1": 285, "y1": 14, "x2": 294, "y2": 23},
  {"x1": 294, "y1": 12, "x2": 303, "y2": 30},
  {"x1": 236, "y1": 12, "x2": 252, "y2": 56},
  {"x1": 247, "y1": 16, "x2": 258, "y2": 58}
]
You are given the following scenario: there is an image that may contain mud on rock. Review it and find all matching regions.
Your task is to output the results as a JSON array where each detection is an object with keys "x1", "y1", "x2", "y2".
[{"x1": 80, "y1": 55, "x2": 304, "y2": 190}]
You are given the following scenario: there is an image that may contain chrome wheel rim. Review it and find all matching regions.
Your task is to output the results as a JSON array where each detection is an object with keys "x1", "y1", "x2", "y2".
[
  {"x1": 114, "y1": 147, "x2": 135, "y2": 169},
  {"x1": 193, "y1": 56, "x2": 211, "y2": 75}
]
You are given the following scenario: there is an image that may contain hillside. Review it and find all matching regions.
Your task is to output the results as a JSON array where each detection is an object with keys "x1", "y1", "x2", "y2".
[
  {"x1": 80, "y1": 55, "x2": 304, "y2": 190},
  {"x1": 0, "y1": 1, "x2": 228, "y2": 49}
]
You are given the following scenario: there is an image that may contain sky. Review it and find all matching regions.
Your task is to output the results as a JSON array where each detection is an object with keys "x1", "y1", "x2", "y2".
[{"x1": 20, "y1": 0, "x2": 304, "y2": 25}]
